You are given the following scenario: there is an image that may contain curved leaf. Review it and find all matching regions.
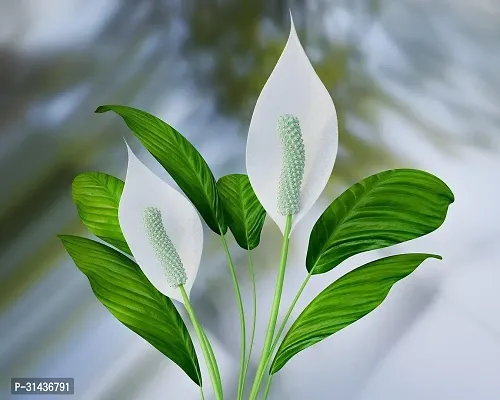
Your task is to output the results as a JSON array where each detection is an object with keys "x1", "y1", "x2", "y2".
[
  {"x1": 59, "y1": 235, "x2": 201, "y2": 385},
  {"x1": 271, "y1": 253, "x2": 440, "y2": 374},
  {"x1": 72, "y1": 172, "x2": 130, "y2": 255},
  {"x1": 95, "y1": 105, "x2": 226, "y2": 235},
  {"x1": 217, "y1": 174, "x2": 266, "y2": 250},
  {"x1": 307, "y1": 169, "x2": 454, "y2": 274}
]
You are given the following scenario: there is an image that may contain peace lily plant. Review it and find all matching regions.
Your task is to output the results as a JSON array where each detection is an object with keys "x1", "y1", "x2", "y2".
[{"x1": 60, "y1": 15, "x2": 454, "y2": 400}]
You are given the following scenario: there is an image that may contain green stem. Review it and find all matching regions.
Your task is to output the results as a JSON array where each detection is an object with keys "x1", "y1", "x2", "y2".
[
  {"x1": 248, "y1": 215, "x2": 293, "y2": 400},
  {"x1": 179, "y1": 285, "x2": 223, "y2": 400},
  {"x1": 219, "y1": 231, "x2": 246, "y2": 400},
  {"x1": 199, "y1": 385, "x2": 206, "y2": 400},
  {"x1": 261, "y1": 270, "x2": 313, "y2": 400},
  {"x1": 200, "y1": 329, "x2": 221, "y2": 387},
  {"x1": 269, "y1": 272, "x2": 312, "y2": 356},
  {"x1": 241, "y1": 249, "x2": 258, "y2": 396},
  {"x1": 263, "y1": 375, "x2": 273, "y2": 400}
]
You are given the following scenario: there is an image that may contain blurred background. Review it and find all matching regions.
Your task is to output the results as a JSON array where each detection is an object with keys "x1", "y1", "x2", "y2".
[{"x1": 1, "y1": 0, "x2": 500, "y2": 399}]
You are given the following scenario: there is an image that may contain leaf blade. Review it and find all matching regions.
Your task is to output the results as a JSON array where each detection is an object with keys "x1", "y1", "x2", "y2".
[
  {"x1": 60, "y1": 235, "x2": 201, "y2": 385},
  {"x1": 217, "y1": 174, "x2": 266, "y2": 250},
  {"x1": 307, "y1": 169, "x2": 454, "y2": 274},
  {"x1": 271, "y1": 253, "x2": 440, "y2": 374},
  {"x1": 72, "y1": 172, "x2": 130, "y2": 255},
  {"x1": 96, "y1": 105, "x2": 226, "y2": 235}
]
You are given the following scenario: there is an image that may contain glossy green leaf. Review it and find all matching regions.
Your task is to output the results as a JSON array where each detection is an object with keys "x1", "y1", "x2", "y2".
[
  {"x1": 271, "y1": 253, "x2": 440, "y2": 374},
  {"x1": 72, "y1": 172, "x2": 130, "y2": 255},
  {"x1": 216, "y1": 174, "x2": 266, "y2": 250},
  {"x1": 307, "y1": 169, "x2": 454, "y2": 274},
  {"x1": 60, "y1": 235, "x2": 201, "y2": 385},
  {"x1": 95, "y1": 105, "x2": 226, "y2": 235}
]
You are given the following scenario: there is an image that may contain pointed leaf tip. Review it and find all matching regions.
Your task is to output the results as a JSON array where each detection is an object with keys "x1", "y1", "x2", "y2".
[
  {"x1": 58, "y1": 234, "x2": 69, "y2": 243},
  {"x1": 95, "y1": 105, "x2": 110, "y2": 113}
]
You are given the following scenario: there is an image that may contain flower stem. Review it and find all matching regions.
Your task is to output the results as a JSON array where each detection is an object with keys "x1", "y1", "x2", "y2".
[
  {"x1": 270, "y1": 271, "x2": 312, "y2": 356},
  {"x1": 179, "y1": 285, "x2": 223, "y2": 400},
  {"x1": 241, "y1": 249, "x2": 258, "y2": 395},
  {"x1": 200, "y1": 329, "x2": 221, "y2": 386},
  {"x1": 248, "y1": 214, "x2": 293, "y2": 400},
  {"x1": 219, "y1": 231, "x2": 246, "y2": 400},
  {"x1": 263, "y1": 375, "x2": 272, "y2": 400},
  {"x1": 260, "y1": 271, "x2": 313, "y2": 400}
]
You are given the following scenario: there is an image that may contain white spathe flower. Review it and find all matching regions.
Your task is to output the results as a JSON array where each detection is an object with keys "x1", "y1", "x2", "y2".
[
  {"x1": 118, "y1": 143, "x2": 203, "y2": 302},
  {"x1": 246, "y1": 14, "x2": 338, "y2": 235}
]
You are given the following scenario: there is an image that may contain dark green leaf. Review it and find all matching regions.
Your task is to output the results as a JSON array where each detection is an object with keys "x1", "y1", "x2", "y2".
[
  {"x1": 95, "y1": 105, "x2": 226, "y2": 235},
  {"x1": 307, "y1": 169, "x2": 454, "y2": 274},
  {"x1": 60, "y1": 235, "x2": 201, "y2": 385},
  {"x1": 217, "y1": 174, "x2": 266, "y2": 250},
  {"x1": 271, "y1": 253, "x2": 440, "y2": 374},
  {"x1": 72, "y1": 172, "x2": 130, "y2": 255}
]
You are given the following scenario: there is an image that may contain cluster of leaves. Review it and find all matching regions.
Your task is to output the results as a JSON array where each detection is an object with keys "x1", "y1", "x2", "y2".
[{"x1": 60, "y1": 105, "x2": 454, "y2": 388}]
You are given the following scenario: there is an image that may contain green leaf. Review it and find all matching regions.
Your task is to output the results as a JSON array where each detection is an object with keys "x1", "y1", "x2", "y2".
[
  {"x1": 72, "y1": 172, "x2": 131, "y2": 255},
  {"x1": 271, "y1": 253, "x2": 440, "y2": 374},
  {"x1": 216, "y1": 174, "x2": 266, "y2": 250},
  {"x1": 95, "y1": 105, "x2": 226, "y2": 235},
  {"x1": 307, "y1": 169, "x2": 454, "y2": 274},
  {"x1": 59, "y1": 235, "x2": 201, "y2": 385}
]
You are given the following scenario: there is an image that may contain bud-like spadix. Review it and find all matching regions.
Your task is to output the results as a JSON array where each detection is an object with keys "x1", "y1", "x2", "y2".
[
  {"x1": 143, "y1": 207, "x2": 187, "y2": 288},
  {"x1": 277, "y1": 114, "x2": 305, "y2": 215}
]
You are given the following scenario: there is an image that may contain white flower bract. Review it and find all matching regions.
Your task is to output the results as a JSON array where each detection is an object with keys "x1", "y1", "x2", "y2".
[
  {"x1": 246, "y1": 14, "x2": 338, "y2": 235},
  {"x1": 118, "y1": 143, "x2": 203, "y2": 302}
]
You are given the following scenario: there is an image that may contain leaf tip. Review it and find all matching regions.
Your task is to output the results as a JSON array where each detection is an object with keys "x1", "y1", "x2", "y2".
[
  {"x1": 95, "y1": 105, "x2": 111, "y2": 114},
  {"x1": 57, "y1": 234, "x2": 72, "y2": 247},
  {"x1": 448, "y1": 188, "x2": 455, "y2": 205}
]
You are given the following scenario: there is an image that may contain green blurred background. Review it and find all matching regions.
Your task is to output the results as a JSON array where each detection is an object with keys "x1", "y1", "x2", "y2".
[{"x1": 1, "y1": 0, "x2": 500, "y2": 399}]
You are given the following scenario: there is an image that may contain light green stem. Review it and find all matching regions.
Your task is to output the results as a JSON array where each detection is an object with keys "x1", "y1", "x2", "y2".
[
  {"x1": 200, "y1": 329, "x2": 221, "y2": 387},
  {"x1": 263, "y1": 375, "x2": 272, "y2": 400},
  {"x1": 262, "y1": 271, "x2": 313, "y2": 400},
  {"x1": 199, "y1": 385, "x2": 206, "y2": 400},
  {"x1": 270, "y1": 272, "x2": 312, "y2": 356},
  {"x1": 219, "y1": 231, "x2": 246, "y2": 400},
  {"x1": 248, "y1": 215, "x2": 293, "y2": 400},
  {"x1": 241, "y1": 249, "x2": 258, "y2": 396},
  {"x1": 179, "y1": 285, "x2": 223, "y2": 400}
]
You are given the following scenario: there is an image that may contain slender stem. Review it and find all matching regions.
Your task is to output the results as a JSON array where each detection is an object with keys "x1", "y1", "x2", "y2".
[
  {"x1": 263, "y1": 375, "x2": 273, "y2": 400},
  {"x1": 241, "y1": 249, "x2": 258, "y2": 396},
  {"x1": 249, "y1": 215, "x2": 293, "y2": 400},
  {"x1": 200, "y1": 329, "x2": 221, "y2": 387},
  {"x1": 219, "y1": 231, "x2": 246, "y2": 400},
  {"x1": 261, "y1": 271, "x2": 314, "y2": 400},
  {"x1": 179, "y1": 285, "x2": 223, "y2": 400},
  {"x1": 270, "y1": 272, "x2": 313, "y2": 356},
  {"x1": 199, "y1": 385, "x2": 206, "y2": 400}
]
